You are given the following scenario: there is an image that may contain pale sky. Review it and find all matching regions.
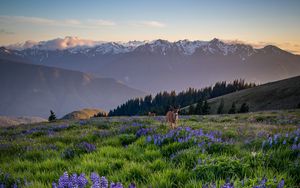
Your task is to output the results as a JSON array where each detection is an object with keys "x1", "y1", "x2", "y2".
[{"x1": 0, "y1": 0, "x2": 300, "y2": 53}]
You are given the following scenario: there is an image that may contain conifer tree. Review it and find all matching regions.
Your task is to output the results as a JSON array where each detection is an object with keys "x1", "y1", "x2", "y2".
[
  {"x1": 239, "y1": 102, "x2": 249, "y2": 113},
  {"x1": 202, "y1": 100, "x2": 210, "y2": 115},
  {"x1": 228, "y1": 102, "x2": 236, "y2": 114},
  {"x1": 195, "y1": 100, "x2": 203, "y2": 115},
  {"x1": 48, "y1": 110, "x2": 57, "y2": 122},
  {"x1": 189, "y1": 105, "x2": 195, "y2": 115},
  {"x1": 217, "y1": 99, "x2": 224, "y2": 114}
]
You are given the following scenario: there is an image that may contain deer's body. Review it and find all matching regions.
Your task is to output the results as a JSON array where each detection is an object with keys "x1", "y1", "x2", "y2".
[
  {"x1": 166, "y1": 108, "x2": 179, "y2": 129},
  {"x1": 148, "y1": 112, "x2": 156, "y2": 116}
]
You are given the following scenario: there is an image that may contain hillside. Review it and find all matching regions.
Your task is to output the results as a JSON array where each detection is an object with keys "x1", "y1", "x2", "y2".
[
  {"x1": 0, "y1": 116, "x2": 46, "y2": 127},
  {"x1": 62, "y1": 108, "x2": 107, "y2": 120},
  {"x1": 182, "y1": 75, "x2": 300, "y2": 114},
  {"x1": 0, "y1": 59, "x2": 145, "y2": 118}
]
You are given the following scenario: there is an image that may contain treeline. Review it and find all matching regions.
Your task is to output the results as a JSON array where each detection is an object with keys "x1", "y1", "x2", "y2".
[
  {"x1": 109, "y1": 79, "x2": 256, "y2": 116},
  {"x1": 187, "y1": 99, "x2": 250, "y2": 115}
]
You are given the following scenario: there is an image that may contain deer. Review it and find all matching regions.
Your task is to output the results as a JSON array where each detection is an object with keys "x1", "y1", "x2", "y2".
[
  {"x1": 166, "y1": 106, "x2": 180, "y2": 129},
  {"x1": 148, "y1": 112, "x2": 156, "y2": 116}
]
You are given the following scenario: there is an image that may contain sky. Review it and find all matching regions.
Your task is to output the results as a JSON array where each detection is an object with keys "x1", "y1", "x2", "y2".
[{"x1": 0, "y1": 0, "x2": 300, "y2": 53}]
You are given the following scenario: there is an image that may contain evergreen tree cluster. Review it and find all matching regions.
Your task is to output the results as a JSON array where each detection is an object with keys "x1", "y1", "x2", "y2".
[
  {"x1": 187, "y1": 100, "x2": 210, "y2": 115},
  {"x1": 109, "y1": 79, "x2": 255, "y2": 116},
  {"x1": 218, "y1": 101, "x2": 250, "y2": 114}
]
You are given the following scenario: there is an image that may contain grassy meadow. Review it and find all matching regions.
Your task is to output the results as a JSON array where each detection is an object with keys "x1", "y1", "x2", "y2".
[{"x1": 0, "y1": 110, "x2": 300, "y2": 187}]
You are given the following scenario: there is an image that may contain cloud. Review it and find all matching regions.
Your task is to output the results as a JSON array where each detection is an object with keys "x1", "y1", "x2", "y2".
[
  {"x1": 134, "y1": 21, "x2": 166, "y2": 28},
  {"x1": 0, "y1": 28, "x2": 14, "y2": 35},
  {"x1": 0, "y1": 15, "x2": 116, "y2": 28},
  {"x1": 225, "y1": 39, "x2": 300, "y2": 55},
  {"x1": 0, "y1": 15, "x2": 55, "y2": 25},
  {"x1": 87, "y1": 19, "x2": 116, "y2": 26},
  {"x1": 7, "y1": 36, "x2": 103, "y2": 50}
]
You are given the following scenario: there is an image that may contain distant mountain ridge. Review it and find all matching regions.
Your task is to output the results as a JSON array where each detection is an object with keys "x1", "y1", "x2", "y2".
[
  {"x1": 0, "y1": 59, "x2": 145, "y2": 118},
  {"x1": 3, "y1": 38, "x2": 290, "y2": 58},
  {"x1": 1, "y1": 37, "x2": 300, "y2": 93}
]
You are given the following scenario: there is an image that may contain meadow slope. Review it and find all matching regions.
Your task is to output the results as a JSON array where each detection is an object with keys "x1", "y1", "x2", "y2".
[
  {"x1": 0, "y1": 110, "x2": 300, "y2": 187},
  {"x1": 182, "y1": 75, "x2": 300, "y2": 114}
]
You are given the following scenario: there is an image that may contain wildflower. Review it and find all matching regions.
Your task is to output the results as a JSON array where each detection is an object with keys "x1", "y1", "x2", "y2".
[
  {"x1": 128, "y1": 182, "x2": 136, "y2": 188},
  {"x1": 91, "y1": 172, "x2": 100, "y2": 188},
  {"x1": 100, "y1": 176, "x2": 108, "y2": 188},
  {"x1": 78, "y1": 173, "x2": 88, "y2": 188},
  {"x1": 58, "y1": 172, "x2": 69, "y2": 187},
  {"x1": 291, "y1": 144, "x2": 298, "y2": 150},
  {"x1": 110, "y1": 182, "x2": 123, "y2": 188},
  {"x1": 220, "y1": 178, "x2": 234, "y2": 188},
  {"x1": 146, "y1": 136, "x2": 152, "y2": 143},
  {"x1": 78, "y1": 142, "x2": 96, "y2": 153},
  {"x1": 277, "y1": 178, "x2": 284, "y2": 188},
  {"x1": 52, "y1": 182, "x2": 57, "y2": 188}
]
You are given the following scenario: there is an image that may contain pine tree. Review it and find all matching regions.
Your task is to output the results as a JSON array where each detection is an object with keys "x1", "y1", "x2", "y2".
[
  {"x1": 239, "y1": 102, "x2": 249, "y2": 113},
  {"x1": 217, "y1": 99, "x2": 224, "y2": 114},
  {"x1": 48, "y1": 110, "x2": 57, "y2": 122},
  {"x1": 189, "y1": 105, "x2": 195, "y2": 115},
  {"x1": 202, "y1": 100, "x2": 210, "y2": 115},
  {"x1": 228, "y1": 102, "x2": 236, "y2": 114},
  {"x1": 195, "y1": 100, "x2": 203, "y2": 115}
]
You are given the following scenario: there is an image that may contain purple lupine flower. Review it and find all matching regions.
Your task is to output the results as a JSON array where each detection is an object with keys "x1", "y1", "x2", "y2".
[
  {"x1": 128, "y1": 182, "x2": 136, "y2": 188},
  {"x1": 283, "y1": 140, "x2": 286, "y2": 145},
  {"x1": 58, "y1": 172, "x2": 69, "y2": 187},
  {"x1": 292, "y1": 144, "x2": 297, "y2": 150},
  {"x1": 211, "y1": 182, "x2": 216, "y2": 188},
  {"x1": 146, "y1": 136, "x2": 152, "y2": 143},
  {"x1": 277, "y1": 178, "x2": 284, "y2": 188},
  {"x1": 70, "y1": 173, "x2": 78, "y2": 186},
  {"x1": 253, "y1": 176, "x2": 268, "y2": 187},
  {"x1": 241, "y1": 179, "x2": 244, "y2": 187},
  {"x1": 78, "y1": 142, "x2": 96, "y2": 153},
  {"x1": 221, "y1": 178, "x2": 234, "y2": 188},
  {"x1": 110, "y1": 182, "x2": 123, "y2": 188},
  {"x1": 100, "y1": 176, "x2": 109, "y2": 188},
  {"x1": 91, "y1": 172, "x2": 100, "y2": 188},
  {"x1": 78, "y1": 173, "x2": 88, "y2": 188},
  {"x1": 268, "y1": 137, "x2": 273, "y2": 147},
  {"x1": 52, "y1": 182, "x2": 57, "y2": 188}
]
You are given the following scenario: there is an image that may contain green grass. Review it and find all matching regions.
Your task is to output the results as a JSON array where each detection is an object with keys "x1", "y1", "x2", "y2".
[{"x1": 0, "y1": 109, "x2": 300, "y2": 187}]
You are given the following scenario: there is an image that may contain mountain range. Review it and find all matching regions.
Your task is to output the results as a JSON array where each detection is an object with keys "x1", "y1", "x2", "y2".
[
  {"x1": 2, "y1": 37, "x2": 300, "y2": 93},
  {"x1": 1, "y1": 37, "x2": 300, "y2": 118}
]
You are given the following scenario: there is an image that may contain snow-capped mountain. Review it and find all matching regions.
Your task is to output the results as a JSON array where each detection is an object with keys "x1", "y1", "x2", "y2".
[
  {"x1": 4, "y1": 37, "x2": 266, "y2": 57},
  {"x1": 1, "y1": 37, "x2": 300, "y2": 93}
]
